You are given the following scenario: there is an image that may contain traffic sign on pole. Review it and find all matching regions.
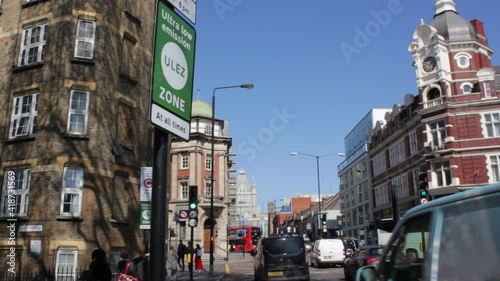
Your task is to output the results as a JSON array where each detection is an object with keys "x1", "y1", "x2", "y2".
[
  {"x1": 167, "y1": 0, "x2": 197, "y2": 25},
  {"x1": 150, "y1": 3, "x2": 196, "y2": 140}
]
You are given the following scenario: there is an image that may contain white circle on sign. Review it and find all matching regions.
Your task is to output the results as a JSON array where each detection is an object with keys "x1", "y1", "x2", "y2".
[
  {"x1": 142, "y1": 210, "x2": 151, "y2": 220},
  {"x1": 188, "y1": 219, "x2": 197, "y2": 227},
  {"x1": 144, "y1": 178, "x2": 152, "y2": 188},
  {"x1": 420, "y1": 198, "x2": 428, "y2": 204},
  {"x1": 161, "y1": 42, "x2": 188, "y2": 90}
]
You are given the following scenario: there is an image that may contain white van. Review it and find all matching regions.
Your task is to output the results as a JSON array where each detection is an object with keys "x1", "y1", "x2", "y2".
[
  {"x1": 310, "y1": 238, "x2": 345, "y2": 268},
  {"x1": 356, "y1": 183, "x2": 500, "y2": 281}
]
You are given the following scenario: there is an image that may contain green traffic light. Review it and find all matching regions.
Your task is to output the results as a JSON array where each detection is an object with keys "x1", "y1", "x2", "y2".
[
  {"x1": 189, "y1": 203, "x2": 197, "y2": 209},
  {"x1": 420, "y1": 189, "x2": 429, "y2": 197}
]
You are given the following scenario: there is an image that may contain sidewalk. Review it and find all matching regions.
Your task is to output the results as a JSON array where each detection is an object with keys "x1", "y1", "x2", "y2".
[{"x1": 174, "y1": 253, "x2": 229, "y2": 281}]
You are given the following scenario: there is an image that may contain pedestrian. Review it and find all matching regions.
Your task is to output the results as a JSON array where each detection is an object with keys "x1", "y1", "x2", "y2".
[
  {"x1": 117, "y1": 250, "x2": 149, "y2": 281},
  {"x1": 166, "y1": 245, "x2": 180, "y2": 280},
  {"x1": 194, "y1": 244, "x2": 206, "y2": 272},
  {"x1": 88, "y1": 249, "x2": 112, "y2": 281},
  {"x1": 176, "y1": 240, "x2": 187, "y2": 272},
  {"x1": 241, "y1": 241, "x2": 246, "y2": 258},
  {"x1": 187, "y1": 241, "x2": 194, "y2": 274}
]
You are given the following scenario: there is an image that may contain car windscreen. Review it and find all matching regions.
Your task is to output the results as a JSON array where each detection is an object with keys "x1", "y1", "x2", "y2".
[{"x1": 263, "y1": 238, "x2": 303, "y2": 255}]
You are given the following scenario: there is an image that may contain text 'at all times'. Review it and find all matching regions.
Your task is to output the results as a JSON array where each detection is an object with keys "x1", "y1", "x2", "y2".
[{"x1": 155, "y1": 112, "x2": 186, "y2": 134}]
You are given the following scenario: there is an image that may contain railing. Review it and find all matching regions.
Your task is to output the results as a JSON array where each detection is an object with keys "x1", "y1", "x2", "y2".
[
  {"x1": 0, "y1": 267, "x2": 87, "y2": 281},
  {"x1": 423, "y1": 97, "x2": 444, "y2": 108},
  {"x1": 200, "y1": 195, "x2": 225, "y2": 206}
]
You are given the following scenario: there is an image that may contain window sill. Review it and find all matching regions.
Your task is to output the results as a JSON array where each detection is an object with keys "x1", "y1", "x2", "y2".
[
  {"x1": 119, "y1": 72, "x2": 138, "y2": 85},
  {"x1": 21, "y1": 0, "x2": 49, "y2": 8},
  {"x1": 12, "y1": 62, "x2": 44, "y2": 74},
  {"x1": 64, "y1": 133, "x2": 90, "y2": 140},
  {"x1": 4, "y1": 136, "x2": 36, "y2": 144},
  {"x1": 71, "y1": 58, "x2": 95, "y2": 66},
  {"x1": 56, "y1": 215, "x2": 83, "y2": 221}
]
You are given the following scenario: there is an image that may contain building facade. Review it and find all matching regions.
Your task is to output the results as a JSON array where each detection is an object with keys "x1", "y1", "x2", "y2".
[
  {"x1": 168, "y1": 97, "x2": 232, "y2": 257},
  {"x1": 338, "y1": 109, "x2": 391, "y2": 245},
  {"x1": 227, "y1": 169, "x2": 262, "y2": 228},
  {"x1": 0, "y1": 0, "x2": 155, "y2": 275},
  {"x1": 370, "y1": 0, "x2": 499, "y2": 231}
]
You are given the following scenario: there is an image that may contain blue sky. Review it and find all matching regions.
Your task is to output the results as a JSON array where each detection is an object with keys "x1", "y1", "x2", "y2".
[{"x1": 186, "y1": 0, "x2": 500, "y2": 211}]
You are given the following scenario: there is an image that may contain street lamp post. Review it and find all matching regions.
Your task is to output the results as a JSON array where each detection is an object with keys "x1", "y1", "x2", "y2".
[
  {"x1": 290, "y1": 152, "x2": 344, "y2": 238},
  {"x1": 210, "y1": 83, "x2": 253, "y2": 276}
]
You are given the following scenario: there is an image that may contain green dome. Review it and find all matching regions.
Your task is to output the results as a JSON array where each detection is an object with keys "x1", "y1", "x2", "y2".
[{"x1": 191, "y1": 98, "x2": 212, "y2": 118}]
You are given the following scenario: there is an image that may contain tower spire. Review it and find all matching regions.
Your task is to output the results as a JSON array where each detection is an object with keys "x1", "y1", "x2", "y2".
[{"x1": 435, "y1": 0, "x2": 457, "y2": 15}]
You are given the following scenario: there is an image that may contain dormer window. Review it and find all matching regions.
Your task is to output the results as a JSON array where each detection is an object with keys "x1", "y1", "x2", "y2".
[{"x1": 454, "y1": 52, "x2": 472, "y2": 69}]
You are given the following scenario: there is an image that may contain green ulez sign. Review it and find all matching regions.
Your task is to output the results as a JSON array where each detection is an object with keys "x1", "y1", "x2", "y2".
[{"x1": 152, "y1": 3, "x2": 195, "y2": 131}]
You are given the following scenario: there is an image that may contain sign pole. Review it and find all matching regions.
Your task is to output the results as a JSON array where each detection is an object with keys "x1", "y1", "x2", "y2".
[
  {"x1": 150, "y1": 128, "x2": 169, "y2": 281},
  {"x1": 189, "y1": 226, "x2": 194, "y2": 281}
]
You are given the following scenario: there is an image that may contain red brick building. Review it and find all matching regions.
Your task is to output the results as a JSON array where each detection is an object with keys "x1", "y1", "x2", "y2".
[{"x1": 370, "y1": 0, "x2": 499, "y2": 222}]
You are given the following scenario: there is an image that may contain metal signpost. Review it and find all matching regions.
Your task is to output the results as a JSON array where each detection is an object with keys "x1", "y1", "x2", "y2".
[{"x1": 149, "y1": 2, "x2": 196, "y2": 281}]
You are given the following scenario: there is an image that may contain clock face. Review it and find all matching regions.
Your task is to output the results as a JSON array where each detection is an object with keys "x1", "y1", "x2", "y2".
[{"x1": 422, "y1": 57, "x2": 437, "y2": 72}]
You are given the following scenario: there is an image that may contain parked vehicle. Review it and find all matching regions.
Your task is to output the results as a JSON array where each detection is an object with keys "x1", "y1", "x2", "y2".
[
  {"x1": 343, "y1": 245, "x2": 385, "y2": 281},
  {"x1": 356, "y1": 183, "x2": 500, "y2": 281},
  {"x1": 310, "y1": 238, "x2": 345, "y2": 268},
  {"x1": 303, "y1": 237, "x2": 312, "y2": 266},
  {"x1": 341, "y1": 237, "x2": 359, "y2": 256},
  {"x1": 251, "y1": 235, "x2": 310, "y2": 281}
]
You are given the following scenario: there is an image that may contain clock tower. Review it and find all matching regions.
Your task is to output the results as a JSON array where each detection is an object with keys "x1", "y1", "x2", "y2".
[{"x1": 409, "y1": 0, "x2": 495, "y2": 105}]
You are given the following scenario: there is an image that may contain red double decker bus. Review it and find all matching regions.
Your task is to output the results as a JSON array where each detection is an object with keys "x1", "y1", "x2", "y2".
[{"x1": 228, "y1": 226, "x2": 262, "y2": 253}]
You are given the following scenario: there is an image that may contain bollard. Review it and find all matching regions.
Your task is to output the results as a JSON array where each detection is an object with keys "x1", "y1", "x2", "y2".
[{"x1": 225, "y1": 263, "x2": 231, "y2": 274}]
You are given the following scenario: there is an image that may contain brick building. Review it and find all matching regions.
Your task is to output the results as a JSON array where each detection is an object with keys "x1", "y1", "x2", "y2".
[
  {"x1": 0, "y1": 0, "x2": 155, "y2": 276},
  {"x1": 369, "y1": 0, "x2": 499, "y2": 225},
  {"x1": 167, "y1": 97, "x2": 232, "y2": 258}
]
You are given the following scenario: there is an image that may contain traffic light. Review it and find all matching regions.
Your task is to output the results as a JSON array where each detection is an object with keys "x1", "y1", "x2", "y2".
[
  {"x1": 189, "y1": 185, "x2": 198, "y2": 210},
  {"x1": 418, "y1": 172, "x2": 431, "y2": 204},
  {"x1": 322, "y1": 213, "x2": 327, "y2": 225}
]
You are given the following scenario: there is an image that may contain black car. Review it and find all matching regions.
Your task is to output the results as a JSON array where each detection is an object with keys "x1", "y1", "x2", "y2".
[
  {"x1": 343, "y1": 245, "x2": 385, "y2": 281},
  {"x1": 251, "y1": 236, "x2": 310, "y2": 281}
]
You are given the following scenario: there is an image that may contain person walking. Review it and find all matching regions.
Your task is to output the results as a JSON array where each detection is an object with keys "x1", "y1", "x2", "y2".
[
  {"x1": 187, "y1": 241, "x2": 194, "y2": 274},
  {"x1": 166, "y1": 245, "x2": 179, "y2": 280},
  {"x1": 88, "y1": 249, "x2": 112, "y2": 281},
  {"x1": 194, "y1": 244, "x2": 206, "y2": 272},
  {"x1": 176, "y1": 240, "x2": 187, "y2": 272},
  {"x1": 117, "y1": 250, "x2": 149, "y2": 281}
]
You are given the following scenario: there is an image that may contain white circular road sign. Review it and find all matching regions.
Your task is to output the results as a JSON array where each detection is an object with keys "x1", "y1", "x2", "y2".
[{"x1": 188, "y1": 219, "x2": 197, "y2": 227}]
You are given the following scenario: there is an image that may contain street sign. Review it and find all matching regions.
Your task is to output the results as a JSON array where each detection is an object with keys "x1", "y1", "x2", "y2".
[
  {"x1": 188, "y1": 209, "x2": 198, "y2": 219},
  {"x1": 140, "y1": 167, "x2": 153, "y2": 202},
  {"x1": 420, "y1": 198, "x2": 428, "y2": 204},
  {"x1": 167, "y1": 0, "x2": 197, "y2": 25},
  {"x1": 151, "y1": 3, "x2": 196, "y2": 140},
  {"x1": 188, "y1": 218, "x2": 198, "y2": 227},
  {"x1": 140, "y1": 202, "x2": 152, "y2": 229},
  {"x1": 179, "y1": 210, "x2": 188, "y2": 219}
]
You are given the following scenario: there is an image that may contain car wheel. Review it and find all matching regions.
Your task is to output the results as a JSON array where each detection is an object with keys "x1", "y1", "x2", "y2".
[
  {"x1": 344, "y1": 267, "x2": 353, "y2": 281},
  {"x1": 406, "y1": 248, "x2": 419, "y2": 262}
]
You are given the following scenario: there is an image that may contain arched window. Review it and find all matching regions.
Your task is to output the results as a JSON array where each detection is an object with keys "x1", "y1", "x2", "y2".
[
  {"x1": 428, "y1": 88, "x2": 441, "y2": 100},
  {"x1": 461, "y1": 83, "x2": 473, "y2": 94}
]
